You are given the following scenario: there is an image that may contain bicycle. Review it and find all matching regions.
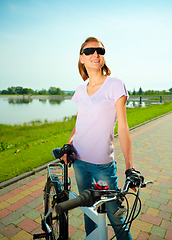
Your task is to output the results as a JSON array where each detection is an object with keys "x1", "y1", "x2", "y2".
[{"x1": 33, "y1": 144, "x2": 153, "y2": 240}]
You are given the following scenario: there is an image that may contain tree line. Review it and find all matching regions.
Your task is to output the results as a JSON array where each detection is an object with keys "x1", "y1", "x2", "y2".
[
  {"x1": 0, "y1": 86, "x2": 74, "y2": 96},
  {"x1": 129, "y1": 87, "x2": 172, "y2": 96},
  {"x1": 0, "y1": 86, "x2": 172, "y2": 96}
]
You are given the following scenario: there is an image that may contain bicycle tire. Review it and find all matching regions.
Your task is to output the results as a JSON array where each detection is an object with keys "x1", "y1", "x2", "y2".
[{"x1": 44, "y1": 176, "x2": 63, "y2": 240}]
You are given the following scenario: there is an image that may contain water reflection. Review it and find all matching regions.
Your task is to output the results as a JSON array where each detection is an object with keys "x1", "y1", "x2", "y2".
[
  {"x1": 39, "y1": 99, "x2": 47, "y2": 104},
  {"x1": 49, "y1": 99, "x2": 64, "y2": 105},
  {"x1": 126, "y1": 101, "x2": 146, "y2": 108},
  {"x1": 8, "y1": 98, "x2": 33, "y2": 104},
  {"x1": 7, "y1": 98, "x2": 65, "y2": 105},
  {"x1": 7, "y1": 98, "x2": 150, "y2": 107}
]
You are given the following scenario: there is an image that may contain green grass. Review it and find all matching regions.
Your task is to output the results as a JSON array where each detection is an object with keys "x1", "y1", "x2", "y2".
[
  {"x1": 114, "y1": 102, "x2": 172, "y2": 134},
  {"x1": 0, "y1": 116, "x2": 76, "y2": 183},
  {"x1": 0, "y1": 102, "x2": 172, "y2": 183},
  {"x1": 127, "y1": 102, "x2": 172, "y2": 125}
]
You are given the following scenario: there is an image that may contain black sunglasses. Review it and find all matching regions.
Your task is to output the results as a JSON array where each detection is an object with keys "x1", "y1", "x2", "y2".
[{"x1": 81, "y1": 47, "x2": 105, "y2": 56}]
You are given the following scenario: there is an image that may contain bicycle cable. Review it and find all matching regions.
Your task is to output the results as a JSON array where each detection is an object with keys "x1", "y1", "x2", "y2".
[
  {"x1": 119, "y1": 181, "x2": 142, "y2": 240},
  {"x1": 109, "y1": 188, "x2": 142, "y2": 240}
]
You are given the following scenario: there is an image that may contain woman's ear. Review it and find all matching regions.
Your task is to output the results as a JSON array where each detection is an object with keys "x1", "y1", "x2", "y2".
[{"x1": 80, "y1": 54, "x2": 84, "y2": 64}]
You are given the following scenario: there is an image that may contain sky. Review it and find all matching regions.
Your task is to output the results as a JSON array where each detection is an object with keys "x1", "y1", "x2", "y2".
[{"x1": 0, "y1": 0, "x2": 172, "y2": 92}]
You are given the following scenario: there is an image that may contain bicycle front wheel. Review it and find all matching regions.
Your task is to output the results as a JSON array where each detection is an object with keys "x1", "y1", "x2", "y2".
[{"x1": 44, "y1": 177, "x2": 63, "y2": 240}]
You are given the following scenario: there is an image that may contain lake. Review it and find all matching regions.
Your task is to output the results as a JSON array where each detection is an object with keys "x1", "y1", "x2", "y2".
[
  {"x1": 0, "y1": 95, "x2": 170, "y2": 125},
  {"x1": 0, "y1": 96, "x2": 77, "y2": 125}
]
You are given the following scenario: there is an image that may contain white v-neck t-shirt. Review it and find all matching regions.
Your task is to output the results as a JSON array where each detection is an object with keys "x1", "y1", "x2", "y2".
[{"x1": 71, "y1": 77, "x2": 129, "y2": 164}]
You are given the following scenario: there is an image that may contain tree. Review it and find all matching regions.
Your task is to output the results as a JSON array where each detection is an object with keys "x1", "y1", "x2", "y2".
[
  {"x1": 132, "y1": 88, "x2": 136, "y2": 95},
  {"x1": 48, "y1": 87, "x2": 56, "y2": 95},
  {"x1": 7, "y1": 87, "x2": 16, "y2": 94},
  {"x1": 15, "y1": 86, "x2": 23, "y2": 94},
  {"x1": 22, "y1": 88, "x2": 34, "y2": 95},
  {"x1": 138, "y1": 87, "x2": 143, "y2": 95},
  {"x1": 1, "y1": 90, "x2": 8, "y2": 94},
  {"x1": 38, "y1": 89, "x2": 48, "y2": 95},
  {"x1": 48, "y1": 87, "x2": 64, "y2": 95}
]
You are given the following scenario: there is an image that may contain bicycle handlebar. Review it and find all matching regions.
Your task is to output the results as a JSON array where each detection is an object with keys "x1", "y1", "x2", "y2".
[
  {"x1": 52, "y1": 145, "x2": 154, "y2": 214},
  {"x1": 55, "y1": 180, "x2": 153, "y2": 214},
  {"x1": 123, "y1": 178, "x2": 154, "y2": 192},
  {"x1": 56, "y1": 190, "x2": 95, "y2": 214}
]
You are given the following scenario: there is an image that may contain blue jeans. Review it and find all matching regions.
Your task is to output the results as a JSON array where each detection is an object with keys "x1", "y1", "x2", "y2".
[{"x1": 73, "y1": 159, "x2": 133, "y2": 240}]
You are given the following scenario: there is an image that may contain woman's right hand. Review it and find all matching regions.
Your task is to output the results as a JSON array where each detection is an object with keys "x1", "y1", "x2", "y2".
[
  {"x1": 61, "y1": 152, "x2": 76, "y2": 165},
  {"x1": 61, "y1": 154, "x2": 68, "y2": 165}
]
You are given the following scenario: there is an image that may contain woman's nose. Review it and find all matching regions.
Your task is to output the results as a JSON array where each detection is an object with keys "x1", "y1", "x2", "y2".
[{"x1": 93, "y1": 50, "x2": 98, "y2": 57}]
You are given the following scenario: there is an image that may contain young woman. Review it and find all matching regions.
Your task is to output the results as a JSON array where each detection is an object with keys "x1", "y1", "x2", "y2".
[{"x1": 63, "y1": 37, "x2": 141, "y2": 240}]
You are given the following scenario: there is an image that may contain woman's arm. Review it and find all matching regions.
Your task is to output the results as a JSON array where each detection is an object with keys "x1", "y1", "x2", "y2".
[
  {"x1": 68, "y1": 113, "x2": 78, "y2": 145},
  {"x1": 67, "y1": 125, "x2": 76, "y2": 145},
  {"x1": 116, "y1": 95, "x2": 133, "y2": 170},
  {"x1": 62, "y1": 125, "x2": 76, "y2": 164},
  {"x1": 62, "y1": 113, "x2": 77, "y2": 164}
]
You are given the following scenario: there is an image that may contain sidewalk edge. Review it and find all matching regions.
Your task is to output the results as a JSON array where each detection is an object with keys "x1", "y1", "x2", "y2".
[{"x1": 0, "y1": 159, "x2": 59, "y2": 189}]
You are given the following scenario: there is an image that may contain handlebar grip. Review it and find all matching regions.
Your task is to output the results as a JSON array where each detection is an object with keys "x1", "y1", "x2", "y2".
[
  {"x1": 56, "y1": 190, "x2": 94, "y2": 214},
  {"x1": 52, "y1": 148, "x2": 61, "y2": 159},
  {"x1": 56, "y1": 196, "x2": 83, "y2": 214}
]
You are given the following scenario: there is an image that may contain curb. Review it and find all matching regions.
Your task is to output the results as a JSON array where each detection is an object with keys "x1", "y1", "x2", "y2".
[
  {"x1": 1, "y1": 111, "x2": 172, "y2": 189},
  {"x1": 0, "y1": 159, "x2": 59, "y2": 189}
]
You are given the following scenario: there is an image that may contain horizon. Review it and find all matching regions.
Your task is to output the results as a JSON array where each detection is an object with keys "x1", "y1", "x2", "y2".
[
  {"x1": 0, "y1": 0, "x2": 172, "y2": 92},
  {"x1": 0, "y1": 85, "x2": 171, "y2": 93}
]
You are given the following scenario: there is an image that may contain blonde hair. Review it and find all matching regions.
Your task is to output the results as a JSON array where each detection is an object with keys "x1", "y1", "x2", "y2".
[{"x1": 78, "y1": 37, "x2": 111, "y2": 81}]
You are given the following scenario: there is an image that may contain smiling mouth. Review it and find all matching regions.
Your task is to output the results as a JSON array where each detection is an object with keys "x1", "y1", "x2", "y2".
[{"x1": 92, "y1": 60, "x2": 100, "y2": 63}]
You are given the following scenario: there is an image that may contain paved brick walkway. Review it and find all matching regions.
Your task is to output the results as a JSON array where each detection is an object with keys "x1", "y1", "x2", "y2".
[{"x1": 0, "y1": 112, "x2": 172, "y2": 240}]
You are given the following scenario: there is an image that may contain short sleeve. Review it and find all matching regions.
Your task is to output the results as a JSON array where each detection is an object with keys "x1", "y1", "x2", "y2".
[
  {"x1": 71, "y1": 86, "x2": 81, "y2": 103},
  {"x1": 110, "y1": 78, "x2": 129, "y2": 102}
]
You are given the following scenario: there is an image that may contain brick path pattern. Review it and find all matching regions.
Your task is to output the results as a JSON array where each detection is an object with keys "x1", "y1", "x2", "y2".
[{"x1": 0, "y1": 113, "x2": 172, "y2": 240}]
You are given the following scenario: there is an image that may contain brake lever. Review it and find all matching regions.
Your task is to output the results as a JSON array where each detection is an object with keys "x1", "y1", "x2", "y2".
[
  {"x1": 141, "y1": 181, "x2": 154, "y2": 188},
  {"x1": 93, "y1": 195, "x2": 118, "y2": 210}
]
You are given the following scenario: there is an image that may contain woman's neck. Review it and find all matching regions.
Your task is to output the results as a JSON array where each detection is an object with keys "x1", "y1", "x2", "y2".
[
  {"x1": 88, "y1": 71, "x2": 106, "y2": 87},
  {"x1": 86, "y1": 72, "x2": 107, "y2": 96}
]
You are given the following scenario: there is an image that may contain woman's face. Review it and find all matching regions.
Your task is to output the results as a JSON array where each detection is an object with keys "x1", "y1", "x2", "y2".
[{"x1": 80, "y1": 41, "x2": 105, "y2": 73}]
